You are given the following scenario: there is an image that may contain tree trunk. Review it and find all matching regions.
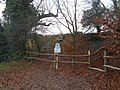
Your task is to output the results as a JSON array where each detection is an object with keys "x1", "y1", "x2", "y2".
[{"x1": 72, "y1": 34, "x2": 76, "y2": 68}]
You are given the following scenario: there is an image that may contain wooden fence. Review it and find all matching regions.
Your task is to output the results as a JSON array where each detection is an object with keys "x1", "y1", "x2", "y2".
[{"x1": 25, "y1": 50, "x2": 120, "y2": 72}]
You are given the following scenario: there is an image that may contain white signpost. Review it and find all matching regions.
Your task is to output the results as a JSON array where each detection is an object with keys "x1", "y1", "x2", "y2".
[
  {"x1": 54, "y1": 43, "x2": 61, "y2": 69},
  {"x1": 54, "y1": 43, "x2": 61, "y2": 53}
]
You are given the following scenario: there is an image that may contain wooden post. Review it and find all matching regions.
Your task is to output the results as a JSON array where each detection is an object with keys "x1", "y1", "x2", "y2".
[
  {"x1": 54, "y1": 53, "x2": 59, "y2": 69},
  {"x1": 29, "y1": 52, "x2": 32, "y2": 62},
  {"x1": 54, "y1": 54, "x2": 56, "y2": 69},
  {"x1": 88, "y1": 50, "x2": 91, "y2": 66},
  {"x1": 72, "y1": 56, "x2": 76, "y2": 68},
  {"x1": 104, "y1": 50, "x2": 107, "y2": 72},
  {"x1": 54, "y1": 43, "x2": 61, "y2": 69},
  {"x1": 56, "y1": 53, "x2": 59, "y2": 69}
]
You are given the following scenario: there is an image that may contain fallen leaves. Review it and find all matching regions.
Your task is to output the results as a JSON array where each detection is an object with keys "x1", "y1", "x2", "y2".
[{"x1": 0, "y1": 60, "x2": 120, "y2": 90}]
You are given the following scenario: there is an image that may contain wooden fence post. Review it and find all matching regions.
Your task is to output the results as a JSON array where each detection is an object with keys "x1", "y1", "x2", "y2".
[
  {"x1": 29, "y1": 52, "x2": 32, "y2": 62},
  {"x1": 88, "y1": 50, "x2": 91, "y2": 66},
  {"x1": 54, "y1": 54, "x2": 56, "y2": 69},
  {"x1": 54, "y1": 53, "x2": 59, "y2": 69},
  {"x1": 56, "y1": 53, "x2": 59, "y2": 69},
  {"x1": 104, "y1": 50, "x2": 107, "y2": 72}
]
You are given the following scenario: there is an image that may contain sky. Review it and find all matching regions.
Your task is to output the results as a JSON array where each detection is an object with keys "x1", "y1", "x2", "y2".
[
  {"x1": 0, "y1": 3, "x2": 5, "y2": 18},
  {"x1": 0, "y1": 0, "x2": 113, "y2": 35}
]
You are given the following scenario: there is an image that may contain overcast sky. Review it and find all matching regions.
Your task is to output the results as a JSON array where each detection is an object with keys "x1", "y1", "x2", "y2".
[
  {"x1": 0, "y1": 0, "x2": 113, "y2": 18},
  {"x1": 0, "y1": 0, "x2": 113, "y2": 35},
  {"x1": 0, "y1": 3, "x2": 5, "y2": 18}
]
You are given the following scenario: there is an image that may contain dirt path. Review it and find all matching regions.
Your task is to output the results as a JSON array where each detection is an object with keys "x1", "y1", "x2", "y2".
[{"x1": 0, "y1": 60, "x2": 120, "y2": 90}]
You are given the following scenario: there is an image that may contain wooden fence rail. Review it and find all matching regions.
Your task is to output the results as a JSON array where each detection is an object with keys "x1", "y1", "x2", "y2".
[
  {"x1": 103, "y1": 54, "x2": 120, "y2": 71},
  {"x1": 89, "y1": 50, "x2": 120, "y2": 72},
  {"x1": 25, "y1": 56, "x2": 89, "y2": 64},
  {"x1": 25, "y1": 50, "x2": 120, "y2": 71},
  {"x1": 25, "y1": 51, "x2": 90, "y2": 69},
  {"x1": 26, "y1": 51, "x2": 89, "y2": 57}
]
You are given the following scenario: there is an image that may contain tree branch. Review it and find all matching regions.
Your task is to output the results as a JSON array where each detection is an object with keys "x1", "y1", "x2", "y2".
[
  {"x1": 37, "y1": 22, "x2": 53, "y2": 26},
  {"x1": 39, "y1": 12, "x2": 58, "y2": 19}
]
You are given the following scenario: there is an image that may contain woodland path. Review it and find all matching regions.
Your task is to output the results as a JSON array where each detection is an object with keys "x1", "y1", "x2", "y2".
[{"x1": 0, "y1": 60, "x2": 120, "y2": 90}]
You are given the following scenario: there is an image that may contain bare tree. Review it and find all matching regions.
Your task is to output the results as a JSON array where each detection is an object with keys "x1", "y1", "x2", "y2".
[
  {"x1": 33, "y1": 0, "x2": 58, "y2": 27},
  {"x1": 28, "y1": 0, "x2": 59, "y2": 52},
  {"x1": 53, "y1": 0, "x2": 84, "y2": 67}
]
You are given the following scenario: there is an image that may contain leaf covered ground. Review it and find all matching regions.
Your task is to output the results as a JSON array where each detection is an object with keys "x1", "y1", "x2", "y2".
[{"x1": 0, "y1": 60, "x2": 120, "y2": 90}]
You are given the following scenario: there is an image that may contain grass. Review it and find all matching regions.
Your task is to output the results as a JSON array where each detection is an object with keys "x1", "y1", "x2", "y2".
[{"x1": 0, "y1": 59, "x2": 33, "y2": 73}]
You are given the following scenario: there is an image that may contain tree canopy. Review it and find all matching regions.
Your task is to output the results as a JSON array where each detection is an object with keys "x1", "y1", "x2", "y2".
[
  {"x1": 1, "y1": 0, "x2": 58, "y2": 60},
  {"x1": 81, "y1": 0, "x2": 120, "y2": 33},
  {"x1": 0, "y1": 23, "x2": 8, "y2": 62},
  {"x1": 81, "y1": 0, "x2": 120, "y2": 55},
  {"x1": 0, "y1": 0, "x2": 120, "y2": 61}
]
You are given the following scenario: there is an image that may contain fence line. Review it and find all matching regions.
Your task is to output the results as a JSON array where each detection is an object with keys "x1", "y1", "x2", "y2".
[
  {"x1": 25, "y1": 51, "x2": 90, "y2": 69},
  {"x1": 90, "y1": 50, "x2": 120, "y2": 72},
  {"x1": 104, "y1": 65, "x2": 120, "y2": 70},
  {"x1": 88, "y1": 50, "x2": 105, "y2": 72},
  {"x1": 26, "y1": 51, "x2": 55, "y2": 56},
  {"x1": 103, "y1": 53, "x2": 120, "y2": 71},
  {"x1": 25, "y1": 50, "x2": 120, "y2": 71},
  {"x1": 90, "y1": 55, "x2": 103, "y2": 62},
  {"x1": 25, "y1": 56, "x2": 54, "y2": 62},
  {"x1": 104, "y1": 56, "x2": 120, "y2": 59},
  {"x1": 26, "y1": 51, "x2": 89, "y2": 57},
  {"x1": 25, "y1": 56, "x2": 89, "y2": 64},
  {"x1": 90, "y1": 43, "x2": 111, "y2": 55},
  {"x1": 89, "y1": 67, "x2": 105, "y2": 72}
]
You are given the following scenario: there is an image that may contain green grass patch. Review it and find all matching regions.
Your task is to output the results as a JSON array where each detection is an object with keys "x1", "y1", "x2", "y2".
[{"x1": 0, "y1": 59, "x2": 33, "y2": 73}]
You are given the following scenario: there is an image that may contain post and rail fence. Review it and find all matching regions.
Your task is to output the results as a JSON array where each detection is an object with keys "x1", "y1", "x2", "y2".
[{"x1": 25, "y1": 50, "x2": 120, "y2": 72}]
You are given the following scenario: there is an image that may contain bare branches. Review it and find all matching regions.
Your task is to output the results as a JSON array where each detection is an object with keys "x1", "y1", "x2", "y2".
[
  {"x1": 34, "y1": 0, "x2": 58, "y2": 27},
  {"x1": 36, "y1": 0, "x2": 44, "y2": 10},
  {"x1": 55, "y1": 17, "x2": 73, "y2": 34},
  {"x1": 54, "y1": 0, "x2": 82, "y2": 35},
  {"x1": 37, "y1": 22, "x2": 53, "y2": 26},
  {"x1": 39, "y1": 12, "x2": 58, "y2": 19}
]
